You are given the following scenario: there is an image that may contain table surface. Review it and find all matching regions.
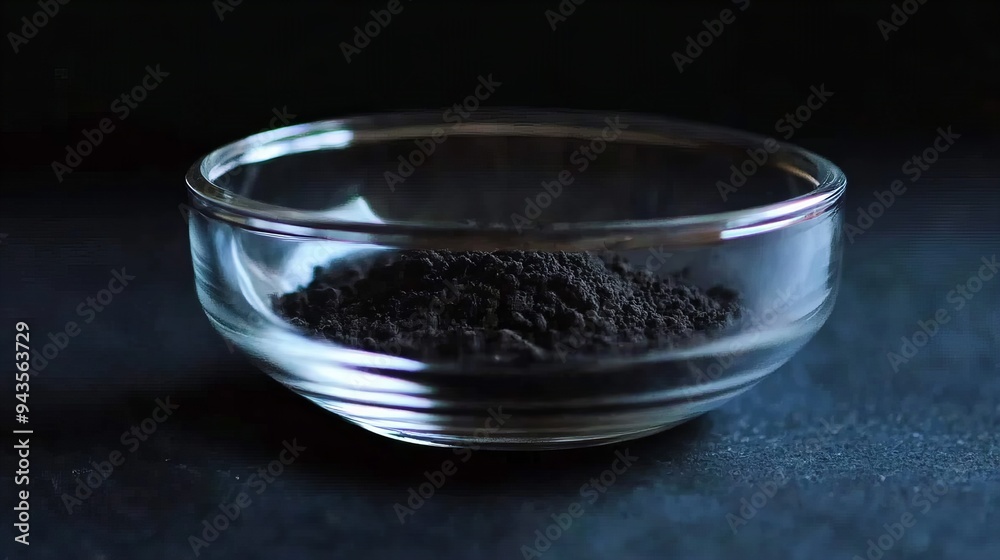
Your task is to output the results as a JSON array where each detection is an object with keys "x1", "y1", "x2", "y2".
[{"x1": 1, "y1": 140, "x2": 999, "y2": 560}]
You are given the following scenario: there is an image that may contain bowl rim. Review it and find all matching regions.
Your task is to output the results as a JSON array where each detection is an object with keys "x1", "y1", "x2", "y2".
[{"x1": 185, "y1": 108, "x2": 846, "y2": 246}]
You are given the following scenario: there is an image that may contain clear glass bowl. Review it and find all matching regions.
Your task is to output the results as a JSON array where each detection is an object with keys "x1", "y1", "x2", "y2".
[{"x1": 184, "y1": 109, "x2": 845, "y2": 450}]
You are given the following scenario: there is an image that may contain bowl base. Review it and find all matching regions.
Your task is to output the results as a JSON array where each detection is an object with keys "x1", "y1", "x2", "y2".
[
  {"x1": 352, "y1": 419, "x2": 691, "y2": 451},
  {"x1": 265, "y1": 362, "x2": 765, "y2": 451}
]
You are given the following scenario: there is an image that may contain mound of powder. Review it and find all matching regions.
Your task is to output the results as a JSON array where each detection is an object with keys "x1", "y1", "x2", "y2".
[{"x1": 272, "y1": 251, "x2": 741, "y2": 363}]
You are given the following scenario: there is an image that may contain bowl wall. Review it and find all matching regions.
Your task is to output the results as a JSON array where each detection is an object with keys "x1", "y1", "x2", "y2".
[{"x1": 186, "y1": 111, "x2": 844, "y2": 449}]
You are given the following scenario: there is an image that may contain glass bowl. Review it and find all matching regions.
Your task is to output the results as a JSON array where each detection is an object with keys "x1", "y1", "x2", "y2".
[{"x1": 184, "y1": 109, "x2": 845, "y2": 450}]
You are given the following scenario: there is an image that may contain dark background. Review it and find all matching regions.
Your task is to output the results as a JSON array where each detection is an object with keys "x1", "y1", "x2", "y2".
[
  {"x1": 2, "y1": 0, "x2": 999, "y2": 172},
  {"x1": 1, "y1": 1, "x2": 999, "y2": 559}
]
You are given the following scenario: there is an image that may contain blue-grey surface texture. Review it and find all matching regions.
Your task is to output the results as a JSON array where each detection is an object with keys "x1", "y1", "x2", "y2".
[{"x1": 0, "y1": 140, "x2": 998, "y2": 559}]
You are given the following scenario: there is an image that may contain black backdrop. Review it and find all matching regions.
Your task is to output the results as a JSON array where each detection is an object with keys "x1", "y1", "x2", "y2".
[{"x1": 2, "y1": 0, "x2": 998, "y2": 175}]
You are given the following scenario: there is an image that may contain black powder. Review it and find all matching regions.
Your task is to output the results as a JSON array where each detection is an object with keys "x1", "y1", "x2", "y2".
[{"x1": 272, "y1": 251, "x2": 741, "y2": 363}]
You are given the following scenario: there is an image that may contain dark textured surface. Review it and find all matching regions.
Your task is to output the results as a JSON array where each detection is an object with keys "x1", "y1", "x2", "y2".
[
  {"x1": 1, "y1": 141, "x2": 998, "y2": 559},
  {"x1": 273, "y1": 250, "x2": 740, "y2": 362}
]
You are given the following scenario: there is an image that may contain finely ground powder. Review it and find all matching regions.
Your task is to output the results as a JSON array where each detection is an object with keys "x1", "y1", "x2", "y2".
[{"x1": 273, "y1": 251, "x2": 740, "y2": 362}]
